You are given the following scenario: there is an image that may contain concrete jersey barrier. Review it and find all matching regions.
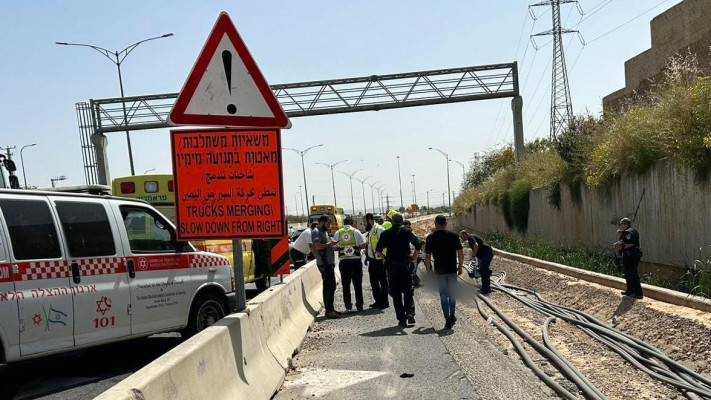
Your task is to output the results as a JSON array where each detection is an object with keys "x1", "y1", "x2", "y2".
[{"x1": 96, "y1": 263, "x2": 324, "y2": 400}]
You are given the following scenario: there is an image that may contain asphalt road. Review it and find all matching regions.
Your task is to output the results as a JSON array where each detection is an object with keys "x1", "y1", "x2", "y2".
[{"x1": 0, "y1": 286, "x2": 261, "y2": 400}]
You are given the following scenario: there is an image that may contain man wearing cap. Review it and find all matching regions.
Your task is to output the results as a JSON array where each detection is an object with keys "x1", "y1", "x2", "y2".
[
  {"x1": 311, "y1": 215, "x2": 341, "y2": 318},
  {"x1": 382, "y1": 209, "x2": 396, "y2": 230},
  {"x1": 333, "y1": 216, "x2": 367, "y2": 311},
  {"x1": 376, "y1": 212, "x2": 422, "y2": 327},
  {"x1": 614, "y1": 218, "x2": 643, "y2": 299}
]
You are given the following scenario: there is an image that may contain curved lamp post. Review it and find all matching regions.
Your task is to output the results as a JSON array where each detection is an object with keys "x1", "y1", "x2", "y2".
[
  {"x1": 56, "y1": 33, "x2": 174, "y2": 176},
  {"x1": 20, "y1": 143, "x2": 37, "y2": 189},
  {"x1": 284, "y1": 144, "x2": 323, "y2": 213},
  {"x1": 429, "y1": 147, "x2": 451, "y2": 209},
  {"x1": 317, "y1": 160, "x2": 347, "y2": 207}
]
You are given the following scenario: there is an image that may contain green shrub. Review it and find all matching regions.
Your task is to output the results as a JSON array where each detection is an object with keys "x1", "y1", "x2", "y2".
[
  {"x1": 546, "y1": 180, "x2": 561, "y2": 210},
  {"x1": 500, "y1": 191, "x2": 513, "y2": 230},
  {"x1": 508, "y1": 179, "x2": 531, "y2": 232}
]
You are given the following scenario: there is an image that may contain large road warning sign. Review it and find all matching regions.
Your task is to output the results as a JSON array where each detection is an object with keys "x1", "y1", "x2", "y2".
[
  {"x1": 168, "y1": 12, "x2": 289, "y2": 128},
  {"x1": 171, "y1": 128, "x2": 285, "y2": 240}
]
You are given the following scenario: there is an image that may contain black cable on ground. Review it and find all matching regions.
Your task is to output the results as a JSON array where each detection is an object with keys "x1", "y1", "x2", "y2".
[
  {"x1": 460, "y1": 265, "x2": 711, "y2": 399},
  {"x1": 477, "y1": 294, "x2": 605, "y2": 400},
  {"x1": 473, "y1": 296, "x2": 579, "y2": 400},
  {"x1": 490, "y1": 280, "x2": 711, "y2": 398},
  {"x1": 543, "y1": 317, "x2": 608, "y2": 400}
]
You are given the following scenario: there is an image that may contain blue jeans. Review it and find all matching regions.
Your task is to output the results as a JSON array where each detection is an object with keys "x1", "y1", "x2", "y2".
[{"x1": 438, "y1": 273, "x2": 457, "y2": 320}]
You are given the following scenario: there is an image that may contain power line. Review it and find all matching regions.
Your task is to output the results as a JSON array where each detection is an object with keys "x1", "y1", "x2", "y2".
[
  {"x1": 588, "y1": 0, "x2": 672, "y2": 44},
  {"x1": 571, "y1": 0, "x2": 616, "y2": 28}
]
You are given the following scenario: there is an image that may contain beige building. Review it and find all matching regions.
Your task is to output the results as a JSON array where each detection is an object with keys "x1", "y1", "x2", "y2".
[{"x1": 602, "y1": 0, "x2": 711, "y2": 112}]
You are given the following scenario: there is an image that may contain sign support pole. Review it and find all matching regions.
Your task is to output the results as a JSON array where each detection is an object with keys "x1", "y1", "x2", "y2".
[{"x1": 233, "y1": 240, "x2": 246, "y2": 311}]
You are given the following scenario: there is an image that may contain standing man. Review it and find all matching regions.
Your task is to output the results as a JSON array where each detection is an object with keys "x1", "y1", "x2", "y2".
[
  {"x1": 425, "y1": 215, "x2": 463, "y2": 330},
  {"x1": 614, "y1": 217, "x2": 643, "y2": 299},
  {"x1": 376, "y1": 213, "x2": 421, "y2": 327},
  {"x1": 402, "y1": 220, "x2": 422, "y2": 288},
  {"x1": 311, "y1": 215, "x2": 341, "y2": 318},
  {"x1": 460, "y1": 230, "x2": 494, "y2": 294},
  {"x1": 382, "y1": 209, "x2": 396, "y2": 230},
  {"x1": 333, "y1": 217, "x2": 367, "y2": 312},
  {"x1": 290, "y1": 223, "x2": 317, "y2": 269},
  {"x1": 365, "y1": 213, "x2": 389, "y2": 309}
]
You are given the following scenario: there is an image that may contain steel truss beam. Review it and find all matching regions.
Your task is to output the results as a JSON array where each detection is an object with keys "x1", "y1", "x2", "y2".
[
  {"x1": 87, "y1": 63, "x2": 518, "y2": 134},
  {"x1": 79, "y1": 62, "x2": 522, "y2": 184}
]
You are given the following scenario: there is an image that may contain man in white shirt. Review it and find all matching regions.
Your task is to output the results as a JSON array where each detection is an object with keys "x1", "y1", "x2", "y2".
[
  {"x1": 333, "y1": 216, "x2": 367, "y2": 311},
  {"x1": 290, "y1": 223, "x2": 317, "y2": 269}
]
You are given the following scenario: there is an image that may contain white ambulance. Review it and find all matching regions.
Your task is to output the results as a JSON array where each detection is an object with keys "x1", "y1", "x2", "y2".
[{"x1": 0, "y1": 189, "x2": 236, "y2": 363}]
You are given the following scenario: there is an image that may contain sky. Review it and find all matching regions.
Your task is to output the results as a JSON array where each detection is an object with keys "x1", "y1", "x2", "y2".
[{"x1": 0, "y1": 0, "x2": 684, "y2": 215}]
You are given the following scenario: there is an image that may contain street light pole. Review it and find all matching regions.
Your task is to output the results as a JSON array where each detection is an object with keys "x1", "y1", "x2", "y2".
[
  {"x1": 452, "y1": 159, "x2": 466, "y2": 176},
  {"x1": 396, "y1": 156, "x2": 404, "y2": 210},
  {"x1": 20, "y1": 143, "x2": 37, "y2": 189},
  {"x1": 298, "y1": 185, "x2": 304, "y2": 217},
  {"x1": 56, "y1": 33, "x2": 174, "y2": 176},
  {"x1": 339, "y1": 169, "x2": 362, "y2": 215},
  {"x1": 367, "y1": 180, "x2": 381, "y2": 214},
  {"x1": 377, "y1": 186, "x2": 386, "y2": 214},
  {"x1": 411, "y1": 174, "x2": 417, "y2": 205},
  {"x1": 355, "y1": 176, "x2": 372, "y2": 215},
  {"x1": 429, "y1": 147, "x2": 451, "y2": 209},
  {"x1": 317, "y1": 160, "x2": 347, "y2": 207},
  {"x1": 427, "y1": 190, "x2": 431, "y2": 210},
  {"x1": 284, "y1": 144, "x2": 323, "y2": 214}
]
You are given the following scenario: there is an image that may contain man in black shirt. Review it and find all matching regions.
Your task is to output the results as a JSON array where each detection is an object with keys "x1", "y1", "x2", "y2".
[
  {"x1": 425, "y1": 215, "x2": 463, "y2": 330},
  {"x1": 614, "y1": 217, "x2": 643, "y2": 299},
  {"x1": 460, "y1": 231, "x2": 494, "y2": 294},
  {"x1": 376, "y1": 212, "x2": 422, "y2": 327}
]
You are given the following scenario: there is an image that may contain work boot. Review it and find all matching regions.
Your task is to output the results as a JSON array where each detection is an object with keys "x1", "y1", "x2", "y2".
[{"x1": 444, "y1": 318, "x2": 453, "y2": 330}]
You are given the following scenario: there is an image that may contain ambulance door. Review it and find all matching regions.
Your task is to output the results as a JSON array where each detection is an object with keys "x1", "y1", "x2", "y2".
[
  {"x1": 0, "y1": 216, "x2": 20, "y2": 361},
  {"x1": 53, "y1": 198, "x2": 131, "y2": 345},
  {"x1": 113, "y1": 204, "x2": 192, "y2": 335},
  {"x1": 0, "y1": 196, "x2": 74, "y2": 357}
]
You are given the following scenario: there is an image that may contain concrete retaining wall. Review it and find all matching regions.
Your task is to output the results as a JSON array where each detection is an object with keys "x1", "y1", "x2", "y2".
[
  {"x1": 457, "y1": 159, "x2": 711, "y2": 271},
  {"x1": 96, "y1": 261, "x2": 323, "y2": 400}
]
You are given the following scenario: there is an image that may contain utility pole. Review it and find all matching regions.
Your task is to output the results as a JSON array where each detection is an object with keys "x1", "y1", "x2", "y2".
[
  {"x1": 426, "y1": 190, "x2": 431, "y2": 210},
  {"x1": 386, "y1": 194, "x2": 391, "y2": 211},
  {"x1": 531, "y1": 0, "x2": 580, "y2": 139}
]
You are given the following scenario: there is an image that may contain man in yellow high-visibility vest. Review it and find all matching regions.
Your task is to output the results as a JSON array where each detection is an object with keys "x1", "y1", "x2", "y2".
[
  {"x1": 333, "y1": 216, "x2": 367, "y2": 311},
  {"x1": 364, "y1": 213, "x2": 388, "y2": 309}
]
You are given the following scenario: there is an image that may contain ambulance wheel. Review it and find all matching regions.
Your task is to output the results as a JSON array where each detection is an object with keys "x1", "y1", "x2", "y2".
[
  {"x1": 183, "y1": 294, "x2": 226, "y2": 337},
  {"x1": 255, "y1": 275, "x2": 271, "y2": 292}
]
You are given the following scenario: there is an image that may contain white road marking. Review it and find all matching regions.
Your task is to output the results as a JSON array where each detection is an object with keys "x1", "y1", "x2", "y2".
[{"x1": 282, "y1": 368, "x2": 388, "y2": 396}]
